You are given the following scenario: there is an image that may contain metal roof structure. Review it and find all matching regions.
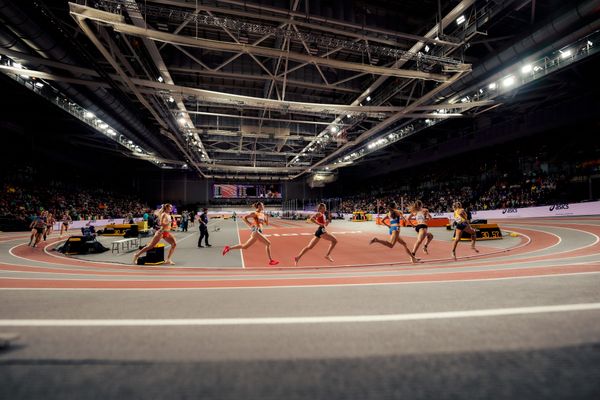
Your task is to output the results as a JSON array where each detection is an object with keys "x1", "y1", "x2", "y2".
[{"x1": 0, "y1": 0, "x2": 598, "y2": 181}]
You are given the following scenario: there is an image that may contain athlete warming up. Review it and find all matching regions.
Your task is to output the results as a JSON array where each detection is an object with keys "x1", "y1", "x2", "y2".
[
  {"x1": 294, "y1": 203, "x2": 337, "y2": 266},
  {"x1": 133, "y1": 203, "x2": 177, "y2": 265},
  {"x1": 370, "y1": 201, "x2": 418, "y2": 264},
  {"x1": 408, "y1": 200, "x2": 434, "y2": 256},
  {"x1": 222, "y1": 202, "x2": 279, "y2": 266},
  {"x1": 451, "y1": 201, "x2": 479, "y2": 260}
]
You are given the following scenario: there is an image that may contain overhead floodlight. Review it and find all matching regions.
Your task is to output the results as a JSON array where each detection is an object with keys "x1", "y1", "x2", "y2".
[
  {"x1": 84, "y1": 111, "x2": 95, "y2": 119},
  {"x1": 366, "y1": 96, "x2": 371, "y2": 102},
  {"x1": 330, "y1": 126, "x2": 339, "y2": 134},
  {"x1": 107, "y1": 129, "x2": 115, "y2": 136},
  {"x1": 521, "y1": 64, "x2": 532, "y2": 74},
  {"x1": 346, "y1": 114, "x2": 352, "y2": 118},
  {"x1": 178, "y1": 117, "x2": 186, "y2": 125},
  {"x1": 99, "y1": 123, "x2": 108, "y2": 129},
  {"x1": 34, "y1": 82, "x2": 44, "y2": 88},
  {"x1": 388, "y1": 134, "x2": 394, "y2": 139},
  {"x1": 168, "y1": 96, "x2": 175, "y2": 103},
  {"x1": 560, "y1": 49, "x2": 572, "y2": 59},
  {"x1": 424, "y1": 45, "x2": 430, "y2": 52},
  {"x1": 503, "y1": 76, "x2": 515, "y2": 87},
  {"x1": 488, "y1": 82, "x2": 497, "y2": 90},
  {"x1": 13, "y1": 63, "x2": 22, "y2": 69},
  {"x1": 456, "y1": 15, "x2": 466, "y2": 25},
  {"x1": 587, "y1": 40, "x2": 593, "y2": 46},
  {"x1": 157, "y1": 76, "x2": 164, "y2": 82},
  {"x1": 127, "y1": 140, "x2": 133, "y2": 144}
]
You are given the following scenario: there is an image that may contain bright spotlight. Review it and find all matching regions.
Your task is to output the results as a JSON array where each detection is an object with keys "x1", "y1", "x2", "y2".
[
  {"x1": 330, "y1": 126, "x2": 339, "y2": 134},
  {"x1": 366, "y1": 96, "x2": 371, "y2": 102},
  {"x1": 456, "y1": 15, "x2": 466, "y2": 25},
  {"x1": 34, "y1": 82, "x2": 44, "y2": 88},
  {"x1": 488, "y1": 82, "x2": 497, "y2": 90},
  {"x1": 560, "y1": 49, "x2": 572, "y2": 59},
  {"x1": 157, "y1": 76, "x2": 164, "y2": 82},
  {"x1": 168, "y1": 96, "x2": 175, "y2": 103},
  {"x1": 521, "y1": 64, "x2": 532, "y2": 74},
  {"x1": 424, "y1": 45, "x2": 430, "y2": 52},
  {"x1": 84, "y1": 112, "x2": 94, "y2": 119},
  {"x1": 346, "y1": 114, "x2": 352, "y2": 118},
  {"x1": 178, "y1": 117, "x2": 186, "y2": 125},
  {"x1": 502, "y1": 76, "x2": 515, "y2": 87}
]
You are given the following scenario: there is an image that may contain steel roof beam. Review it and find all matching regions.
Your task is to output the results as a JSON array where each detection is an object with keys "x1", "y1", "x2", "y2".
[{"x1": 69, "y1": 4, "x2": 451, "y2": 82}]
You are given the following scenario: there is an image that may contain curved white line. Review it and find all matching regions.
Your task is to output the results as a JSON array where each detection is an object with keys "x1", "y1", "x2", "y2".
[
  {"x1": 2, "y1": 303, "x2": 600, "y2": 326},
  {"x1": 2, "y1": 270, "x2": 600, "y2": 290}
]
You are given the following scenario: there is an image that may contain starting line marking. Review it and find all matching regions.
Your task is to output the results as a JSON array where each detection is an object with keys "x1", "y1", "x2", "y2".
[{"x1": 1, "y1": 302, "x2": 599, "y2": 326}]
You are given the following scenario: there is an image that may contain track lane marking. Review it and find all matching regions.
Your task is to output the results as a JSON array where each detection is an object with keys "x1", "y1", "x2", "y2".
[{"x1": 1, "y1": 303, "x2": 600, "y2": 326}]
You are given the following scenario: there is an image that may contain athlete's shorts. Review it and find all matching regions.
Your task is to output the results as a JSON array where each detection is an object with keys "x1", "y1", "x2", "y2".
[
  {"x1": 456, "y1": 222, "x2": 468, "y2": 231},
  {"x1": 315, "y1": 226, "x2": 326, "y2": 238},
  {"x1": 415, "y1": 224, "x2": 428, "y2": 232},
  {"x1": 62, "y1": 222, "x2": 69, "y2": 226},
  {"x1": 161, "y1": 231, "x2": 172, "y2": 239},
  {"x1": 35, "y1": 227, "x2": 44, "y2": 234},
  {"x1": 251, "y1": 226, "x2": 263, "y2": 234},
  {"x1": 389, "y1": 226, "x2": 399, "y2": 235}
]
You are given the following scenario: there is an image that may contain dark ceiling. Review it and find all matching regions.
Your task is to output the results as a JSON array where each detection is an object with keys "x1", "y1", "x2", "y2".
[{"x1": 0, "y1": 0, "x2": 598, "y2": 182}]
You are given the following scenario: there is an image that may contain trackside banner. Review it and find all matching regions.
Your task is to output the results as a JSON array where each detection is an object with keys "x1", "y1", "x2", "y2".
[{"x1": 345, "y1": 201, "x2": 600, "y2": 220}]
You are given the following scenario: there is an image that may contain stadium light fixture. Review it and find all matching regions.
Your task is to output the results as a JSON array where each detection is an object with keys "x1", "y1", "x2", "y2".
[
  {"x1": 330, "y1": 126, "x2": 339, "y2": 134},
  {"x1": 84, "y1": 111, "x2": 94, "y2": 119},
  {"x1": 178, "y1": 117, "x2": 186, "y2": 125},
  {"x1": 488, "y1": 82, "x2": 497, "y2": 90},
  {"x1": 560, "y1": 49, "x2": 572, "y2": 59},
  {"x1": 157, "y1": 76, "x2": 164, "y2": 83},
  {"x1": 424, "y1": 45, "x2": 430, "y2": 52},
  {"x1": 521, "y1": 64, "x2": 532, "y2": 74},
  {"x1": 168, "y1": 96, "x2": 175, "y2": 103},
  {"x1": 366, "y1": 96, "x2": 371, "y2": 102},
  {"x1": 346, "y1": 114, "x2": 352, "y2": 118},
  {"x1": 502, "y1": 76, "x2": 515, "y2": 87},
  {"x1": 34, "y1": 82, "x2": 44, "y2": 88},
  {"x1": 456, "y1": 15, "x2": 466, "y2": 25}
]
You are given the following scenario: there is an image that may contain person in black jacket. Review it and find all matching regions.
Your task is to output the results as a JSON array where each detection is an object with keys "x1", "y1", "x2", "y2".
[{"x1": 198, "y1": 208, "x2": 211, "y2": 248}]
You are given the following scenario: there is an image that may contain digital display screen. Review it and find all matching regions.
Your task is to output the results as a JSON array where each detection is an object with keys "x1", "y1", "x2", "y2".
[{"x1": 213, "y1": 184, "x2": 282, "y2": 199}]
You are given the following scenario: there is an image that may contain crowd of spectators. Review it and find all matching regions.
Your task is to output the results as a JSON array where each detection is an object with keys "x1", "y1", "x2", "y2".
[
  {"x1": 335, "y1": 170, "x2": 561, "y2": 214},
  {"x1": 0, "y1": 180, "x2": 150, "y2": 229}
]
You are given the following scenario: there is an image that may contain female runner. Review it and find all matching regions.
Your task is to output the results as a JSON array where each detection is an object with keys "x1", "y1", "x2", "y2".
[
  {"x1": 59, "y1": 213, "x2": 72, "y2": 237},
  {"x1": 222, "y1": 202, "x2": 279, "y2": 266},
  {"x1": 44, "y1": 212, "x2": 55, "y2": 241},
  {"x1": 451, "y1": 201, "x2": 479, "y2": 260},
  {"x1": 369, "y1": 201, "x2": 418, "y2": 264},
  {"x1": 294, "y1": 203, "x2": 337, "y2": 266},
  {"x1": 408, "y1": 200, "x2": 434, "y2": 256},
  {"x1": 133, "y1": 203, "x2": 177, "y2": 265}
]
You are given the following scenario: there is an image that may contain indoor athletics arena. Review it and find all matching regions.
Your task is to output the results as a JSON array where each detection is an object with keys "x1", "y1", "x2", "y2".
[{"x1": 1, "y1": 0, "x2": 600, "y2": 399}]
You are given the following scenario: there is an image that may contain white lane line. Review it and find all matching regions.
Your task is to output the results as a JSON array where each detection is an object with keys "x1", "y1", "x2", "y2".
[
  {"x1": 1, "y1": 303, "x2": 600, "y2": 326},
  {"x1": 235, "y1": 218, "x2": 245, "y2": 269},
  {"x1": 1, "y1": 271, "x2": 600, "y2": 291}
]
